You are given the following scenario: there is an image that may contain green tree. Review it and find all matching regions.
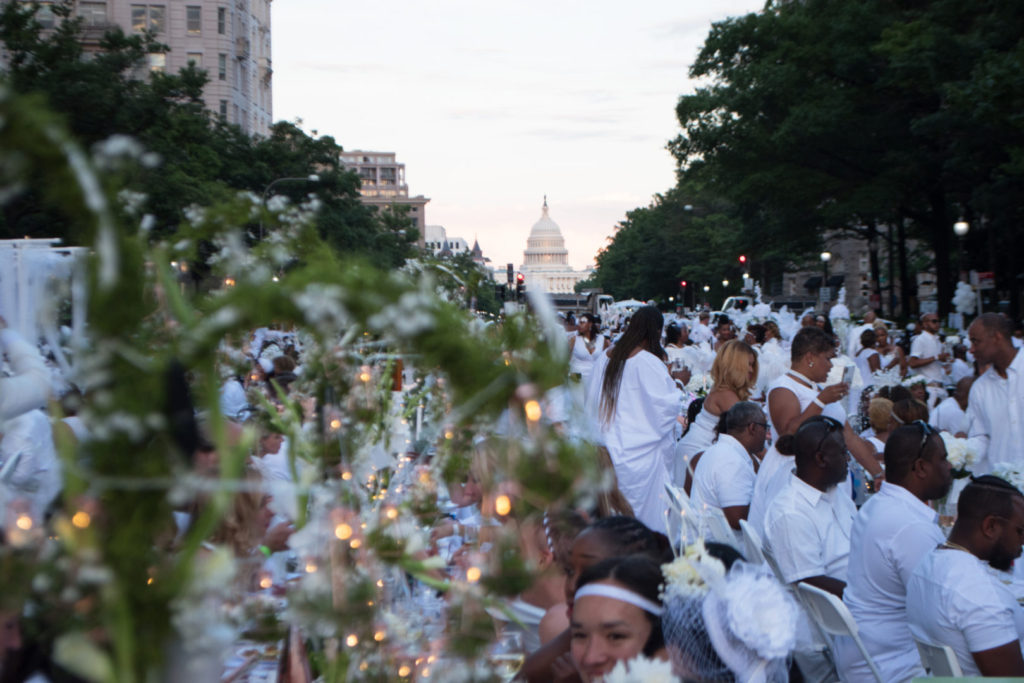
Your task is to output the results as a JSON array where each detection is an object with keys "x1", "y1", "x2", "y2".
[
  {"x1": 670, "y1": 0, "x2": 1024, "y2": 317},
  {"x1": 0, "y1": 2, "x2": 418, "y2": 266}
]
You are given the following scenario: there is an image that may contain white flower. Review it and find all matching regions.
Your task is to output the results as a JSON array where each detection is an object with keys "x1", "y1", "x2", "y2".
[
  {"x1": 661, "y1": 539, "x2": 725, "y2": 600},
  {"x1": 602, "y1": 655, "x2": 676, "y2": 683},
  {"x1": 940, "y1": 432, "x2": 976, "y2": 471}
]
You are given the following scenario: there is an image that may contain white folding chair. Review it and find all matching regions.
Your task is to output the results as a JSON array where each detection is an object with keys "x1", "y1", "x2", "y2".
[
  {"x1": 663, "y1": 483, "x2": 703, "y2": 547},
  {"x1": 796, "y1": 583, "x2": 883, "y2": 683},
  {"x1": 914, "y1": 636, "x2": 963, "y2": 677},
  {"x1": 738, "y1": 518, "x2": 766, "y2": 565},
  {"x1": 701, "y1": 504, "x2": 740, "y2": 550}
]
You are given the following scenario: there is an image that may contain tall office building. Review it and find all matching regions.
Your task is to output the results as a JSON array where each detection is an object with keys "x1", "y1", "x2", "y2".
[
  {"x1": 339, "y1": 151, "x2": 430, "y2": 247},
  {"x1": 7, "y1": 0, "x2": 273, "y2": 136}
]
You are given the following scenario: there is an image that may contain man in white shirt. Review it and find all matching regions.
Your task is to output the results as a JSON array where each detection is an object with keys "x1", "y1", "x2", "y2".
[
  {"x1": 906, "y1": 475, "x2": 1024, "y2": 677},
  {"x1": 839, "y1": 423, "x2": 953, "y2": 682},
  {"x1": 931, "y1": 377, "x2": 972, "y2": 437},
  {"x1": 690, "y1": 401, "x2": 767, "y2": 530},
  {"x1": 966, "y1": 313, "x2": 1024, "y2": 472},
  {"x1": 764, "y1": 416, "x2": 856, "y2": 597},
  {"x1": 0, "y1": 325, "x2": 50, "y2": 422},
  {"x1": 846, "y1": 310, "x2": 876, "y2": 357},
  {"x1": 908, "y1": 312, "x2": 949, "y2": 383}
]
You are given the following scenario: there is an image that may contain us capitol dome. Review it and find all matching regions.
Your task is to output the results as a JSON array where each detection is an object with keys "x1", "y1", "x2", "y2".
[{"x1": 520, "y1": 197, "x2": 591, "y2": 294}]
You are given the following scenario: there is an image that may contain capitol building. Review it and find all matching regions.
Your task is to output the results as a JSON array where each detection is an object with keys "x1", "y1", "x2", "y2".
[{"x1": 519, "y1": 198, "x2": 591, "y2": 294}]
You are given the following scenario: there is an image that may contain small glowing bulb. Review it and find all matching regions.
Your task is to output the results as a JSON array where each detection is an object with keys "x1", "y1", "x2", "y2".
[
  {"x1": 146, "y1": 577, "x2": 154, "y2": 585},
  {"x1": 385, "y1": 506, "x2": 398, "y2": 520},
  {"x1": 359, "y1": 366, "x2": 372, "y2": 383},
  {"x1": 444, "y1": 430, "x2": 454, "y2": 440},
  {"x1": 335, "y1": 523, "x2": 353, "y2": 540},
  {"x1": 305, "y1": 561, "x2": 318, "y2": 573},
  {"x1": 524, "y1": 400, "x2": 542, "y2": 422},
  {"x1": 15, "y1": 515, "x2": 32, "y2": 531},
  {"x1": 359, "y1": 662, "x2": 369, "y2": 671},
  {"x1": 376, "y1": 579, "x2": 384, "y2": 587},
  {"x1": 495, "y1": 495, "x2": 512, "y2": 516},
  {"x1": 427, "y1": 655, "x2": 436, "y2": 663},
  {"x1": 398, "y1": 665, "x2": 411, "y2": 677},
  {"x1": 346, "y1": 634, "x2": 358, "y2": 647},
  {"x1": 466, "y1": 566, "x2": 482, "y2": 583},
  {"x1": 71, "y1": 511, "x2": 91, "y2": 528},
  {"x1": 329, "y1": 418, "x2": 341, "y2": 430},
  {"x1": 421, "y1": 668, "x2": 431, "y2": 677},
  {"x1": 374, "y1": 630, "x2": 386, "y2": 641},
  {"x1": 259, "y1": 574, "x2": 272, "y2": 590},
  {"x1": 350, "y1": 538, "x2": 362, "y2": 549},
  {"x1": 342, "y1": 471, "x2": 353, "y2": 481}
]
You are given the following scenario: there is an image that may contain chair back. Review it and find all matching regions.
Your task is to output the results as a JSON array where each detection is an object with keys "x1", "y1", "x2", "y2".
[
  {"x1": 663, "y1": 483, "x2": 703, "y2": 546},
  {"x1": 914, "y1": 637, "x2": 963, "y2": 677},
  {"x1": 738, "y1": 519, "x2": 766, "y2": 564},
  {"x1": 796, "y1": 583, "x2": 884, "y2": 683},
  {"x1": 702, "y1": 505, "x2": 739, "y2": 550}
]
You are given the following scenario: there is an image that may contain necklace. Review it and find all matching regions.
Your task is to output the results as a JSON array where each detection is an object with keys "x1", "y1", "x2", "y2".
[
  {"x1": 787, "y1": 369, "x2": 819, "y2": 389},
  {"x1": 940, "y1": 540, "x2": 971, "y2": 554}
]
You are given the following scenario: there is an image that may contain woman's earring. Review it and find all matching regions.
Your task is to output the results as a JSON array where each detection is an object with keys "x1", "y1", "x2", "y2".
[{"x1": 808, "y1": 361, "x2": 814, "y2": 368}]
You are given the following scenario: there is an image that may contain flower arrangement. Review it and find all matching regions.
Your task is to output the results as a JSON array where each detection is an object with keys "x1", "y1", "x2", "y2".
[
  {"x1": 661, "y1": 539, "x2": 726, "y2": 601},
  {"x1": 602, "y1": 654, "x2": 677, "y2": 683},
  {"x1": 991, "y1": 463, "x2": 1024, "y2": 492},
  {"x1": 940, "y1": 432, "x2": 977, "y2": 478}
]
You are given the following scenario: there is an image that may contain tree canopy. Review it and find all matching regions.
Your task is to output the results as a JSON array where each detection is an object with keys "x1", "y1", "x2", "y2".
[{"x1": 0, "y1": 2, "x2": 418, "y2": 268}]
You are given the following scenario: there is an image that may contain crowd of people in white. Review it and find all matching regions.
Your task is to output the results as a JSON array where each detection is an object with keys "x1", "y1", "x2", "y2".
[{"x1": 3, "y1": 301, "x2": 1024, "y2": 682}]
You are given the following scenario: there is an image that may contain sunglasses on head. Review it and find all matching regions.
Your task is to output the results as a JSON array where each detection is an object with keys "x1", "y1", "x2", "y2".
[
  {"x1": 800, "y1": 416, "x2": 843, "y2": 455},
  {"x1": 911, "y1": 420, "x2": 937, "y2": 460}
]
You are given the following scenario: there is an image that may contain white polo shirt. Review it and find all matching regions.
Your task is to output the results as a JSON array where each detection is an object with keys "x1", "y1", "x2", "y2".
[
  {"x1": 690, "y1": 433, "x2": 757, "y2": 514},
  {"x1": 907, "y1": 547, "x2": 1024, "y2": 677},
  {"x1": 840, "y1": 483, "x2": 944, "y2": 682},
  {"x1": 764, "y1": 473, "x2": 856, "y2": 584},
  {"x1": 910, "y1": 330, "x2": 946, "y2": 383},
  {"x1": 967, "y1": 349, "x2": 1024, "y2": 473}
]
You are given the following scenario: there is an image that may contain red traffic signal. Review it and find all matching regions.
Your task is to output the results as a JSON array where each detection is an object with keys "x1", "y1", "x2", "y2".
[
  {"x1": 680, "y1": 280, "x2": 687, "y2": 287},
  {"x1": 738, "y1": 254, "x2": 747, "y2": 264},
  {"x1": 516, "y1": 273, "x2": 525, "y2": 283}
]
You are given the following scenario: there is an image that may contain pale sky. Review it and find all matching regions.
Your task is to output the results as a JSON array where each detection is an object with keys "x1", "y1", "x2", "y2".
[{"x1": 272, "y1": 1, "x2": 764, "y2": 272}]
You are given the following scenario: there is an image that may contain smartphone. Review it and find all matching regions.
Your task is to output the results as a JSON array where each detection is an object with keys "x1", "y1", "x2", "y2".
[{"x1": 842, "y1": 365, "x2": 855, "y2": 386}]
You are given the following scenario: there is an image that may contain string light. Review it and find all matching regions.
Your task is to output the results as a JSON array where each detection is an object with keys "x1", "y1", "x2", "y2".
[
  {"x1": 341, "y1": 471, "x2": 353, "y2": 481},
  {"x1": 346, "y1": 634, "x2": 358, "y2": 647},
  {"x1": 15, "y1": 515, "x2": 32, "y2": 531},
  {"x1": 444, "y1": 430, "x2": 454, "y2": 440},
  {"x1": 385, "y1": 506, "x2": 398, "y2": 520},
  {"x1": 350, "y1": 538, "x2": 362, "y2": 549},
  {"x1": 494, "y1": 495, "x2": 511, "y2": 516},
  {"x1": 71, "y1": 511, "x2": 91, "y2": 529},
  {"x1": 524, "y1": 400, "x2": 542, "y2": 422},
  {"x1": 398, "y1": 665, "x2": 411, "y2": 677},
  {"x1": 329, "y1": 418, "x2": 341, "y2": 430},
  {"x1": 466, "y1": 566, "x2": 481, "y2": 583},
  {"x1": 359, "y1": 662, "x2": 369, "y2": 671},
  {"x1": 259, "y1": 574, "x2": 272, "y2": 590},
  {"x1": 374, "y1": 630, "x2": 386, "y2": 641},
  {"x1": 305, "y1": 561, "x2": 318, "y2": 573},
  {"x1": 334, "y1": 523, "x2": 353, "y2": 540},
  {"x1": 359, "y1": 366, "x2": 372, "y2": 383}
]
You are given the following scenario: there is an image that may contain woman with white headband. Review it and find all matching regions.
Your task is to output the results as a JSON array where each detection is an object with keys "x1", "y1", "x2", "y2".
[{"x1": 569, "y1": 555, "x2": 667, "y2": 681}]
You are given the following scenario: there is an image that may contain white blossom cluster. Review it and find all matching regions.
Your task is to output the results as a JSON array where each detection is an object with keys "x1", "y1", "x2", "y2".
[
  {"x1": 661, "y1": 539, "x2": 725, "y2": 601},
  {"x1": 602, "y1": 655, "x2": 676, "y2": 683},
  {"x1": 953, "y1": 281, "x2": 977, "y2": 316},
  {"x1": 991, "y1": 463, "x2": 1024, "y2": 492},
  {"x1": 939, "y1": 432, "x2": 977, "y2": 473},
  {"x1": 366, "y1": 290, "x2": 437, "y2": 339}
]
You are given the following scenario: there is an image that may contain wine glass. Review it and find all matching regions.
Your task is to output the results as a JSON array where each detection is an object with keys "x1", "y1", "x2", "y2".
[{"x1": 487, "y1": 631, "x2": 525, "y2": 682}]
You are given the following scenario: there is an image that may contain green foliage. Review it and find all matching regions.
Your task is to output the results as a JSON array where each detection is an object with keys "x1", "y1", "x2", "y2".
[
  {"x1": 0, "y1": 1, "x2": 418, "y2": 266},
  {"x1": 667, "y1": 0, "x2": 1024, "y2": 315}
]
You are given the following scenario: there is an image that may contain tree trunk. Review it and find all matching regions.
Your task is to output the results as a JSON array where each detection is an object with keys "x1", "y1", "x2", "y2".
[
  {"x1": 867, "y1": 221, "x2": 881, "y2": 315},
  {"x1": 928, "y1": 190, "x2": 952, "y2": 320},
  {"x1": 898, "y1": 219, "x2": 911, "y2": 319}
]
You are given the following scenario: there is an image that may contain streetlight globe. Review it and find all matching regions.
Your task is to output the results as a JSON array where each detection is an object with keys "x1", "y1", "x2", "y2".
[
  {"x1": 820, "y1": 251, "x2": 832, "y2": 263},
  {"x1": 308, "y1": 174, "x2": 320, "y2": 182},
  {"x1": 703, "y1": 285, "x2": 710, "y2": 292},
  {"x1": 722, "y1": 279, "x2": 729, "y2": 287},
  {"x1": 954, "y1": 220, "x2": 969, "y2": 236}
]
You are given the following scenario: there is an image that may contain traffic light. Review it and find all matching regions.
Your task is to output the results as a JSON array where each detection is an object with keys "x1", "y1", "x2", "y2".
[
  {"x1": 506, "y1": 263, "x2": 514, "y2": 285},
  {"x1": 680, "y1": 280, "x2": 687, "y2": 288},
  {"x1": 515, "y1": 272, "x2": 525, "y2": 300},
  {"x1": 738, "y1": 254, "x2": 747, "y2": 264},
  {"x1": 494, "y1": 284, "x2": 507, "y2": 301}
]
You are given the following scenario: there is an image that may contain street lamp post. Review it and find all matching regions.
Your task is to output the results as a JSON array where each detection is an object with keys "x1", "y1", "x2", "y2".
[
  {"x1": 259, "y1": 174, "x2": 320, "y2": 241},
  {"x1": 820, "y1": 251, "x2": 831, "y2": 303},
  {"x1": 954, "y1": 218, "x2": 969, "y2": 281}
]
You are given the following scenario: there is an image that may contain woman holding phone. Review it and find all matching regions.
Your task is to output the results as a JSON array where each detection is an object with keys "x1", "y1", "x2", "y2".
[{"x1": 747, "y1": 327, "x2": 884, "y2": 532}]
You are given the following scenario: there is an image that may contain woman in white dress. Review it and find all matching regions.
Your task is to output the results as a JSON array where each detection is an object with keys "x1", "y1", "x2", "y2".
[
  {"x1": 874, "y1": 323, "x2": 907, "y2": 376},
  {"x1": 748, "y1": 327, "x2": 885, "y2": 532},
  {"x1": 853, "y1": 329, "x2": 882, "y2": 387},
  {"x1": 674, "y1": 340, "x2": 758, "y2": 485},
  {"x1": 588, "y1": 306, "x2": 682, "y2": 533},
  {"x1": 569, "y1": 313, "x2": 609, "y2": 387}
]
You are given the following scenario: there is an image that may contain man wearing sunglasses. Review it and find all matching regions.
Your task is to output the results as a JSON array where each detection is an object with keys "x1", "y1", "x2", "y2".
[
  {"x1": 764, "y1": 416, "x2": 856, "y2": 599},
  {"x1": 907, "y1": 475, "x2": 1024, "y2": 677},
  {"x1": 840, "y1": 422, "x2": 953, "y2": 682},
  {"x1": 967, "y1": 312, "x2": 1023, "y2": 473}
]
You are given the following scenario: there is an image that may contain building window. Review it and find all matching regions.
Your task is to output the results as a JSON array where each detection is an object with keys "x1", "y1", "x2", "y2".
[
  {"x1": 217, "y1": 7, "x2": 226, "y2": 34},
  {"x1": 130, "y1": 4, "x2": 165, "y2": 33},
  {"x1": 219, "y1": 100, "x2": 227, "y2": 119},
  {"x1": 147, "y1": 52, "x2": 166, "y2": 73},
  {"x1": 24, "y1": 1, "x2": 55, "y2": 28},
  {"x1": 186, "y1": 52, "x2": 202, "y2": 67},
  {"x1": 218, "y1": 53, "x2": 227, "y2": 80},
  {"x1": 77, "y1": 2, "x2": 107, "y2": 26},
  {"x1": 186, "y1": 5, "x2": 201, "y2": 34}
]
